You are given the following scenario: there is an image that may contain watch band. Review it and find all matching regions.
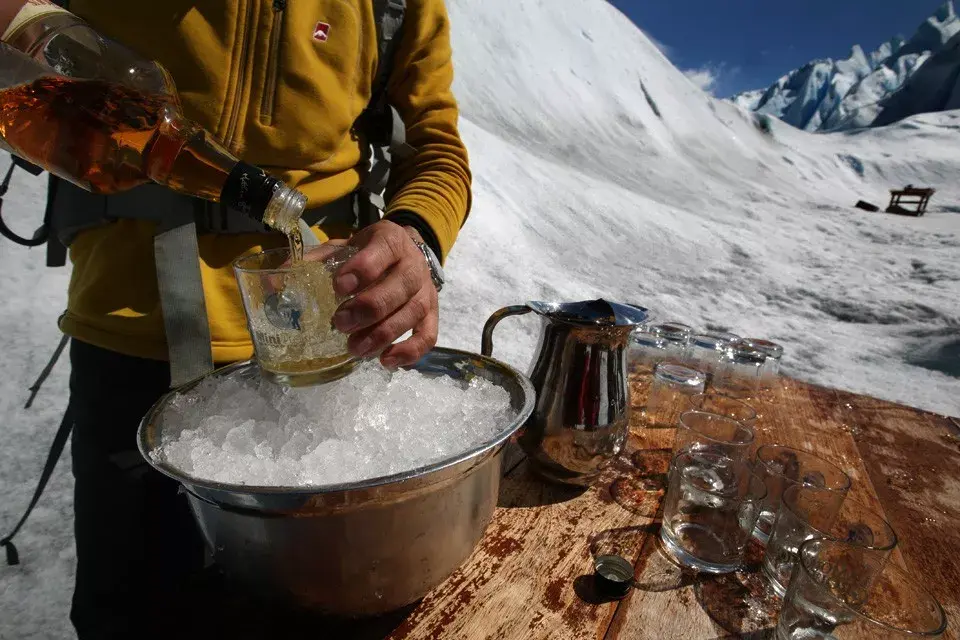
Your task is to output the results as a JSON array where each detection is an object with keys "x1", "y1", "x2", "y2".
[{"x1": 414, "y1": 241, "x2": 444, "y2": 292}]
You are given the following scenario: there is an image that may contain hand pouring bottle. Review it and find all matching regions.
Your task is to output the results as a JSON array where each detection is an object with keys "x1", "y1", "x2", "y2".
[{"x1": 0, "y1": 2, "x2": 304, "y2": 234}]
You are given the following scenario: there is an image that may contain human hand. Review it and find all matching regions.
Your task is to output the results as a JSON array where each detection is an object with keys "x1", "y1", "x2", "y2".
[{"x1": 310, "y1": 220, "x2": 438, "y2": 368}]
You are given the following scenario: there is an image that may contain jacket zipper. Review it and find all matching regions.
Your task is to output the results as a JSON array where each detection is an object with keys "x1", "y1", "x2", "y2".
[
  {"x1": 260, "y1": 0, "x2": 286, "y2": 125},
  {"x1": 224, "y1": 0, "x2": 256, "y2": 150}
]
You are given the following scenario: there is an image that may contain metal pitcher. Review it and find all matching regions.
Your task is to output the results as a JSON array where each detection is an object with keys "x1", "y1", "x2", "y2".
[{"x1": 482, "y1": 299, "x2": 651, "y2": 486}]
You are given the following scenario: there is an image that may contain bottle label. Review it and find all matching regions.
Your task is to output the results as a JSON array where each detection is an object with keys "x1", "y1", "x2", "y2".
[
  {"x1": 221, "y1": 162, "x2": 282, "y2": 222},
  {"x1": 2, "y1": 1, "x2": 71, "y2": 43}
]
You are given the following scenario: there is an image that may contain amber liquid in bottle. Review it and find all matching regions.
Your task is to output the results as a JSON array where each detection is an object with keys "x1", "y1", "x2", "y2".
[{"x1": 0, "y1": 75, "x2": 307, "y2": 258}]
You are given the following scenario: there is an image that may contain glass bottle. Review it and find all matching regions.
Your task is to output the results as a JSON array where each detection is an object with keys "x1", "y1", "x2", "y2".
[{"x1": 0, "y1": 3, "x2": 304, "y2": 234}]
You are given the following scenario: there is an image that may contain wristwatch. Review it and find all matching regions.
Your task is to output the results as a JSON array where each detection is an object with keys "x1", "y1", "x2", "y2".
[{"x1": 414, "y1": 241, "x2": 445, "y2": 292}]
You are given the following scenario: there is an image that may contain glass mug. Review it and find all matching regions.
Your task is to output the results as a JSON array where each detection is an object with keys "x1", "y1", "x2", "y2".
[{"x1": 234, "y1": 245, "x2": 361, "y2": 386}]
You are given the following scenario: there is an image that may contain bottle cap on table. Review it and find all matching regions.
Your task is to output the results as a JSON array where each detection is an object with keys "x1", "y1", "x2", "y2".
[{"x1": 593, "y1": 554, "x2": 634, "y2": 599}]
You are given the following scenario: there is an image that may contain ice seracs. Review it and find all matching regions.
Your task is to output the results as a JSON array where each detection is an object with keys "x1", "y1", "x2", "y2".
[{"x1": 731, "y1": 1, "x2": 960, "y2": 131}]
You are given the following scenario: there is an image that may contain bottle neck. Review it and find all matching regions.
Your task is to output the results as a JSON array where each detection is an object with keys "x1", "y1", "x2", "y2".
[
  {"x1": 264, "y1": 182, "x2": 307, "y2": 235},
  {"x1": 220, "y1": 162, "x2": 305, "y2": 233}
]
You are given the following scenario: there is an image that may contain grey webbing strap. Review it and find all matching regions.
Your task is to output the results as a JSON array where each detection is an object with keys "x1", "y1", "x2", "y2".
[
  {"x1": 361, "y1": 106, "x2": 416, "y2": 198},
  {"x1": 355, "y1": 0, "x2": 413, "y2": 228},
  {"x1": 388, "y1": 105, "x2": 417, "y2": 160},
  {"x1": 154, "y1": 220, "x2": 214, "y2": 387},
  {"x1": 376, "y1": 0, "x2": 406, "y2": 65}
]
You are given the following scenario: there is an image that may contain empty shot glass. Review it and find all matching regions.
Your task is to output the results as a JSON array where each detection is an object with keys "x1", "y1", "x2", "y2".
[
  {"x1": 649, "y1": 322, "x2": 693, "y2": 365},
  {"x1": 742, "y1": 338, "x2": 784, "y2": 390},
  {"x1": 775, "y1": 538, "x2": 946, "y2": 639},
  {"x1": 687, "y1": 393, "x2": 758, "y2": 430},
  {"x1": 752, "y1": 444, "x2": 851, "y2": 544},
  {"x1": 628, "y1": 328, "x2": 668, "y2": 404},
  {"x1": 713, "y1": 342, "x2": 767, "y2": 399},
  {"x1": 673, "y1": 410, "x2": 755, "y2": 461},
  {"x1": 701, "y1": 330, "x2": 741, "y2": 345},
  {"x1": 684, "y1": 334, "x2": 732, "y2": 383},
  {"x1": 234, "y1": 245, "x2": 360, "y2": 386},
  {"x1": 644, "y1": 364, "x2": 706, "y2": 429},
  {"x1": 763, "y1": 484, "x2": 897, "y2": 596},
  {"x1": 660, "y1": 451, "x2": 767, "y2": 574}
]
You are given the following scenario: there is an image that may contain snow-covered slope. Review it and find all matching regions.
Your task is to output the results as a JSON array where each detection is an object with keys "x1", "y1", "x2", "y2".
[
  {"x1": 732, "y1": 1, "x2": 960, "y2": 131},
  {"x1": 2, "y1": 0, "x2": 960, "y2": 636}
]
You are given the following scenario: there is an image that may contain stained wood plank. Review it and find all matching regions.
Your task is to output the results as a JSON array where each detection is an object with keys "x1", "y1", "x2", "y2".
[{"x1": 837, "y1": 387, "x2": 960, "y2": 639}]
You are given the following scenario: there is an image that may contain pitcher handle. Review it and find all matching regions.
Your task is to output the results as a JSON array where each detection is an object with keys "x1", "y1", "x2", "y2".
[{"x1": 481, "y1": 305, "x2": 532, "y2": 357}]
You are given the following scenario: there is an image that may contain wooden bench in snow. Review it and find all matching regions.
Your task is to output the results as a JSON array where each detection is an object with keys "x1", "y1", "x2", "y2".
[
  {"x1": 177, "y1": 377, "x2": 960, "y2": 639},
  {"x1": 887, "y1": 186, "x2": 936, "y2": 216}
]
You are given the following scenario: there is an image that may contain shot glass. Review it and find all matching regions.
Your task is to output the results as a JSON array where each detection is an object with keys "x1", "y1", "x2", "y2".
[
  {"x1": 742, "y1": 338, "x2": 784, "y2": 390},
  {"x1": 701, "y1": 330, "x2": 741, "y2": 345},
  {"x1": 649, "y1": 322, "x2": 693, "y2": 364},
  {"x1": 234, "y1": 245, "x2": 360, "y2": 386},
  {"x1": 684, "y1": 334, "x2": 732, "y2": 383},
  {"x1": 713, "y1": 342, "x2": 766, "y2": 399},
  {"x1": 686, "y1": 393, "x2": 758, "y2": 430},
  {"x1": 628, "y1": 329, "x2": 667, "y2": 405},
  {"x1": 763, "y1": 484, "x2": 897, "y2": 596},
  {"x1": 752, "y1": 444, "x2": 851, "y2": 544},
  {"x1": 660, "y1": 451, "x2": 767, "y2": 573},
  {"x1": 673, "y1": 410, "x2": 755, "y2": 461},
  {"x1": 775, "y1": 538, "x2": 947, "y2": 639},
  {"x1": 644, "y1": 364, "x2": 705, "y2": 429}
]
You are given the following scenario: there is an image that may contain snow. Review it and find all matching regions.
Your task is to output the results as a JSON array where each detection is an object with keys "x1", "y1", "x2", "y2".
[
  {"x1": 731, "y1": 89, "x2": 764, "y2": 112},
  {"x1": 731, "y1": 1, "x2": 960, "y2": 131},
  {"x1": 2, "y1": 0, "x2": 960, "y2": 636}
]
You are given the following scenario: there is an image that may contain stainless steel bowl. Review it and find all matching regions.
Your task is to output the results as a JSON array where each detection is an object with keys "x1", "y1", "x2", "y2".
[{"x1": 138, "y1": 347, "x2": 535, "y2": 616}]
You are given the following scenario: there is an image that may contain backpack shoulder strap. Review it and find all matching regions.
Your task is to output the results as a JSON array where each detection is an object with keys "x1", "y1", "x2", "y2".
[
  {"x1": 371, "y1": 0, "x2": 416, "y2": 160},
  {"x1": 354, "y1": 0, "x2": 416, "y2": 226},
  {"x1": 371, "y1": 0, "x2": 405, "y2": 111}
]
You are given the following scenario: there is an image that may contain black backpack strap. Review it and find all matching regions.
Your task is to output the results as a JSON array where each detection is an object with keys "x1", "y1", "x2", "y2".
[
  {"x1": 45, "y1": 174, "x2": 67, "y2": 267},
  {"x1": 2, "y1": 394, "x2": 73, "y2": 565},
  {"x1": 0, "y1": 158, "x2": 48, "y2": 248}
]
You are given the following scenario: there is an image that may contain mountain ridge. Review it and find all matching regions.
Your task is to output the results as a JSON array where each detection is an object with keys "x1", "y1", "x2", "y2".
[{"x1": 731, "y1": 1, "x2": 960, "y2": 131}]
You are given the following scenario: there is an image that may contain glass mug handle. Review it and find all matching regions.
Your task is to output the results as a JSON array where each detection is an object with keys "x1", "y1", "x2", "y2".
[{"x1": 481, "y1": 305, "x2": 532, "y2": 357}]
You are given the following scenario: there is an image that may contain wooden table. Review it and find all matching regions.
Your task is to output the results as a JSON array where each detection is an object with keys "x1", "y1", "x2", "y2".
[
  {"x1": 190, "y1": 377, "x2": 959, "y2": 639},
  {"x1": 384, "y1": 377, "x2": 960, "y2": 640}
]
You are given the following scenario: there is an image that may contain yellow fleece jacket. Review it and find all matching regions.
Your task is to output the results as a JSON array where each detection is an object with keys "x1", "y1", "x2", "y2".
[{"x1": 58, "y1": 0, "x2": 471, "y2": 363}]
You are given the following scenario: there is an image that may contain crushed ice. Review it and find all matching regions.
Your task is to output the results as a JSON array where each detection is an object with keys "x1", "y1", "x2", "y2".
[{"x1": 153, "y1": 363, "x2": 516, "y2": 487}]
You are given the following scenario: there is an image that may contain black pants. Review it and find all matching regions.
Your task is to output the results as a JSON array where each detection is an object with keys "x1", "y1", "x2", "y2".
[{"x1": 68, "y1": 339, "x2": 206, "y2": 639}]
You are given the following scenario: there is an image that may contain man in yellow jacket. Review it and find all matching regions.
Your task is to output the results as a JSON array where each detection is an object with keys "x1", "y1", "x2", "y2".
[{"x1": 0, "y1": 0, "x2": 471, "y2": 637}]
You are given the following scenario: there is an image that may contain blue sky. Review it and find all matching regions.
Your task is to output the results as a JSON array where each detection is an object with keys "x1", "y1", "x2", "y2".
[{"x1": 608, "y1": 0, "x2": 951, "y2": 97}]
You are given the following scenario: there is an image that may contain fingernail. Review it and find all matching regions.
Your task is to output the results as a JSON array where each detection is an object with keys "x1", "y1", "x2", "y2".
[
  {"x1": 336, "y1": 273, "x2": 359, "y2": 295},
  {"x1": 381, "y1": 357, "x2": 399, "y2": 370},
  {"x1": 333, "y1": 310, "x2": 357, "y2": 332}
]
